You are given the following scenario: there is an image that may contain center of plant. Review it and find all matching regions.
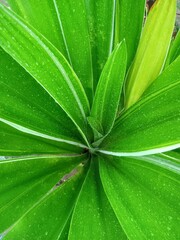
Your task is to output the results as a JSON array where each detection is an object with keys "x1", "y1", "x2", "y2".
[{"x1": 88, "y1": 147, "x2": 98, "y2": 155}]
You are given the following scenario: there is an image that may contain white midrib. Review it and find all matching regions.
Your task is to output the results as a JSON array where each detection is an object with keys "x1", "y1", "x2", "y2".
[
  {"x1": 98, "y1": 144, "x2": 180, "y2": 157},
  {"x1": 0, "y1": 118, "x2": 86, "y2": 149},
  {"x1": 1, "y1": 6, "x2": 90, "y2": 146}
]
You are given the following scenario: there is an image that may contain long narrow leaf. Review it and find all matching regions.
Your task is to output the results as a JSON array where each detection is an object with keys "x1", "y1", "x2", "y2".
[
  {"x1": 89, "y1": 41, "x2": 127, "y2": 142},
  {"x1": 7, "y1": 0, "x2": 68, "y2": 58},
  {"x1": 59, "y1": 215, "x2": 72, "y2": 240},
  {"x1": 114, "y1": 0, "x2": 145, "y2": 68},
  {"x1": 99, "y1": 154, "x2": 180, "y2": 240},
  {"x1": 85, "y1": 0, "x2": 115, "y2": 89},
  {"x1": 99, "y1": 66, "x2": 180, "y2": 156},
  {"x1": 0, "y1": 4, "x2": 91, "y2": 144},
  {"x1": 0, "y1": 47, "x2": 83, "y2": 144},
  {"x1": 53, "y1": 0, "x2": 93, "y2": 103},
  {"x1": 69, "y1": 159, "x2": 127, "y2": 239},
  {"x1": 125, "y1": 0, "x2": 176, "y2": 108},
  {"x1": 0, "y1": 155, "x2": 87, "y2": 239},
  {"x1": 165, "y1": 30, "x2": 180, "y2": 67},
  {"x1": 143, "y1": 56, "x2": 180, "y2": 96},
  {"x1": 0, "y1": 121, "x2": 83, "y2": 155}
]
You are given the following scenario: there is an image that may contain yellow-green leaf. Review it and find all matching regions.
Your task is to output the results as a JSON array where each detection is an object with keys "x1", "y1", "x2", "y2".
[
  {"x1": 99, "y1": 59, "x2": 180, "y2": 156},
  {"x1": 125, "y1": 0, "x2": 176, "y2": 108}
]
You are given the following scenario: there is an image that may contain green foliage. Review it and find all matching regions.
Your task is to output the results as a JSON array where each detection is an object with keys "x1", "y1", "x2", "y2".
[
  {"x1": 89, "y1": 41, "x2": 127, "y2": 143},
  {"x1": 0, "y1": 0, "x2": 179, "y2": 239},
  {"x1": 124, "y1": 0, "x2": 176, "y2": 108}
]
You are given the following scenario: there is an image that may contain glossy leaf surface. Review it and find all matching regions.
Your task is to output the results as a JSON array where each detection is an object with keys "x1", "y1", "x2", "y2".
[
  {"x1": 0, "y1": 155, "x2": 87, "y2": 239},
  {"x1": 89, "y1": 41, "x2": 127, "y2": 141},
  {"x1": 144, "y1": 56, "x2": 180, "y2": 96},
  {"x1": 0, "y1": 47, "x2": 83, "y2": 144},
  {"x1": 165, "y1": 30, "x2": 180, "y2": 67},
  {"x1": 0, "y1": 0, "x2": 179, "y2": 239},
  {"x1": 0, "y1": 4, "x2": 91, "y2": 143},
  {"x1": 99, "y1": 154, "x2": 180, "y2": 240},
  {"x1": 59, "y1": 215, "x2": 72, "y2": 240},
  {"x1": 115, "y1": 0, "x2": 145, "y2": 67},
  {"x1": 69, "y1": 159, "x2": 127, "y2": 239},
  {"x1": 125, "y1": 0, "x2": 176, "y2": 108},
  {"x1": 100, "y1": 71, "x2": 180, "y2": 156},
  {"x1": 85, "y1": 0, "x2": 115, "y2": 88},
  {"x1": 0, "y1": 121, "x2": 83, "y2": 156},
  {"x1": 54, "y1": 0, "x2": 93, "y2": 102},
  {"x1": 7, "y1": 0, "x2": 68, "y2": 58}
]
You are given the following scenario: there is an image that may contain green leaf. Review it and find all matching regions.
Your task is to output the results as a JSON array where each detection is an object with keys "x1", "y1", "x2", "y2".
[
  {"x1": 87, "y1": 117, "x2": 104, "y2": 141},
  {"x1": 144, "y1": 151, "x2": 180, "y2": 171},
  {"x1": 99, "y1": 70, "x2": 180, "y2": 156},
  {"x1": 143, "y1": 55, "x2": 180, "y2": 96},
  {"x1": 7, "y1": 0, "x2": 68, "y2": 58},
  {"x1": 0, "y1": 155, "x2": 88, "y2": 239},
  {"x1": 174, "y1": 148, "x2": 180, "y2": 154},
  {"x1": 58, "y1": 214, "x2": 72, "y2": 240},
  {"x1": 164, "y1": 151, "x2": 180, "y2": 162},
  {"x1": 165, "y1": 30, "x2": 180, "y2": 67},
  {"x1": 85, "y1": 0, "x2": 115, "y2": 88},
  {"x1": 0, "y1": 4, "x2": 91, "y2": 144},
  {"x1": 114, "y1": 0, "x2": 145, "y2": 68},
  {"x1": 99, "y1": 154, "x2": 180, "y2": 240},
  {"x1": 53, "y1": 0, "x2": 93, "y2": 103},
  {"x1": 89, "y1": 41, "x2": 127, "y2": 141},
  {"x1": 125, "y1": 0, "x2": 176, "y2": 108},
  {"x1": 69, "y1": 159, "x2": 127, "y2": 239},
  {"x1": 0, "y1": 47, "x2": 83, "y2": 144},
  {"x1": 0, "y1": 121, "x2": 83, "y2": 155}
]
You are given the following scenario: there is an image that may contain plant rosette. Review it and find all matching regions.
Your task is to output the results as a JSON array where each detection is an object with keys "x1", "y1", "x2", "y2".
[{"x1": 0, "y1": 0, "x2": 179, "y2": 239}]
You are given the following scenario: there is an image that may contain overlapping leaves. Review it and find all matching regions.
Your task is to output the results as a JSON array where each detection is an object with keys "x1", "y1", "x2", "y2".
[{"x1": 0, "y1": 0, "x2": 179, "y2": 239}]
